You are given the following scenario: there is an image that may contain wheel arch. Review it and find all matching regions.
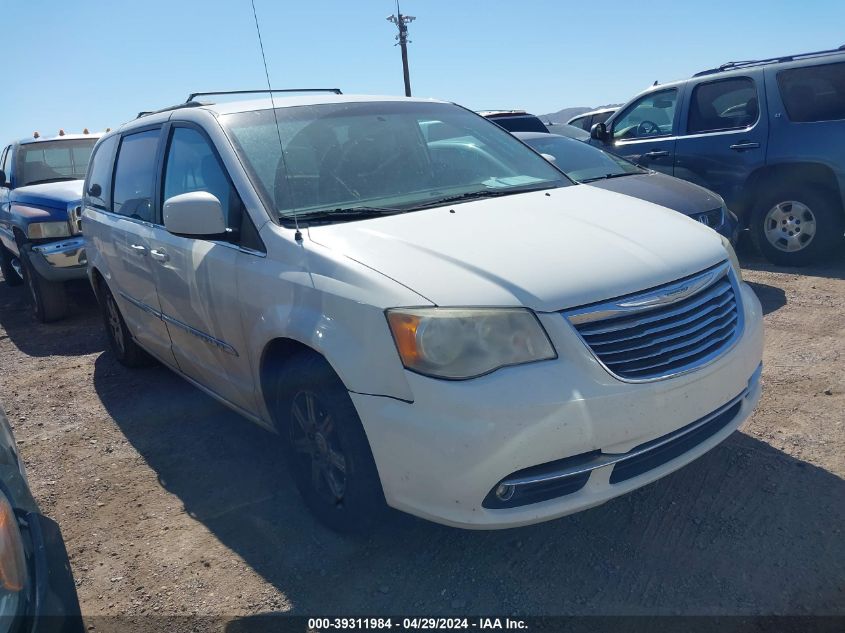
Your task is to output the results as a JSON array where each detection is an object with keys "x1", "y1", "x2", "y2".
[{"x1": 741, "y1": 161, "x2": 844, "y2": 224}]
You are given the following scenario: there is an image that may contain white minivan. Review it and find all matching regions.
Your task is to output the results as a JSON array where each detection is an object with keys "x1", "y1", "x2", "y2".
[{"x1": 82, "y1": 91, "x2": 763, "y2": 531}]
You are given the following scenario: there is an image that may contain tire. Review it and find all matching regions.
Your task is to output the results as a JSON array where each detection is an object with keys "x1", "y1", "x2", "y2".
[
  {"x1": 100, "y1": 283, "x2": 153, "y2": 367},
  {"x1": 0, "y1": 243, "x2": 23, "y2": 287},
  {"x1": 750, "y1": 188, "x2": 844, "y2": 266},
  {"x1": 272, "y1": 353, "x2": 387, "y2": 533},
  {"x1": 20, "y1": 250, "x2": 68, "y2": 322}
]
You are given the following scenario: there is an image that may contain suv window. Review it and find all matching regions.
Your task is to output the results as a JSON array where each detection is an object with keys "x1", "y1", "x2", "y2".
[
  {"x1": 613, "y1": 89, "x2": 678, "y2": 140},
  {"x1": 569, "y1": 115, "x2": 590, "y2": 131},
  {"x1": 162, "y1": 127, "x2": 241, "y2": 228},
  {"x1": 777, "y1": 61, "x2": 845, "y2": 123},
  {"x1": 86, "y1": 135, "x2": 118, "y2": 210},
  {"x1": 688, "y1": 77, "x2": 758, "y2": 133},
  {"x1": 112, "y1": 129, "x2": 160, "y2": 223}
]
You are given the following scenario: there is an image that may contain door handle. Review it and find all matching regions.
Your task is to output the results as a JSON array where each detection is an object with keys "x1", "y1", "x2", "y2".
[
  {"x1": 129, "y1": 244, "x2": 147, "y2": 254},
  {"x1": 643, "y1": 150, "x2": 669, "y2": 159},
  {"x1": 149, "y1": 248, "x2": 169, "y2": 263},
  {"x1": 729, "y1": 142, "x2": 760, "y2": 151}
]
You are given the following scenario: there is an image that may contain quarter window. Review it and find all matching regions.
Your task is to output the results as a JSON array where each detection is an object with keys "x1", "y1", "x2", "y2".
[
  {"x1": 612, "y1": 89, "x2": 678, "y2": 140},
  {"x1": 688, "y1": 77, "x2": 758, "y2": 133},
  {"x1": 112, "y1": 129, "x2": 160, "y2": 222},
  {"x1": 85, "y1": 135, "x2": 118, "y2": 210},
  {"x1": 162, "y1": 127, "x2": 242, "y2": 229},
  {"x1": 777, "y1": 61, "x2": 845, "y2": 122}
]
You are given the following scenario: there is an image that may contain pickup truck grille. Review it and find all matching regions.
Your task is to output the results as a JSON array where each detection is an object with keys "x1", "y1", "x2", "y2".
[
  {"x1": 565, "y1": 263, "x2": 742, "y2": 381},
  {"x1": 68, "y1": 205, "x2": 83, "y2": 234}
]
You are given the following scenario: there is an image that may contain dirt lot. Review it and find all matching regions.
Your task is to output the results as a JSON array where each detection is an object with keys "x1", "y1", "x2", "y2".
[{"x1": 0, "y1": 243, "x2": 843, "y2": 623}]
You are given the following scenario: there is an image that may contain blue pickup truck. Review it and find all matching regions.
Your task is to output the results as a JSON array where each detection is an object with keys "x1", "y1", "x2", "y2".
[{"x1": 0, "y1": 132, "x2": 101, "y2": 321}]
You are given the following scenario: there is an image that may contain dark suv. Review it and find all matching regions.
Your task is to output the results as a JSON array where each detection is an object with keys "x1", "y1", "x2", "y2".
[{"x1": 590, "y1": 46, "x2": 845, "y2": 265}]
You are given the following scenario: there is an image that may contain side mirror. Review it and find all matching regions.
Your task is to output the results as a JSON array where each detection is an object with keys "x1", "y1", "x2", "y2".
[
  {"x1": 163, "y1": 191, "x2": 227, "y2": 237},
  {"x1": 0, "y1": 170, "x2": 8, "y2": 188},
  {"x1": 590, "y1": 122, "x2": 608, "y2": 142},
  {"x1": 540, "y1": 153, "x2": 557, "y2": 163},
  {"x1": 87, "y1": 183, "x2": 102, "y2": 197}
]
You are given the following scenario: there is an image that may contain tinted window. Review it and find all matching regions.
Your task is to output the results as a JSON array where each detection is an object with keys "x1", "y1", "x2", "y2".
[
  {"x1": 522, "y1": 135, "x2": 643, "y2": 182},
  {"x1": 688, "y1": 77, "x2": 758, "y2": 133},
  {"x1": 85, "y1": 135, "x2": 118, "y2": 210},
  {"x1": 613, "y1": 89, "x2": 678, "y2": 140},
  {"x1": 162, "y1": 127, "x2": 241, "y2": 228},
  {"x1": 569, "y1": 115, "x2": 590, "y2": 130},
  {"x1": 223, "y1": 101, "x2": 568, "y2": 223},
  {"x1": 17, "y1": 138, "x2": 97, "y2": 186},
  {"x1": 592, "y1": 110, "x2": 614, "y2": 126},
  {"x1": 492, "y1": 115, "x2": 549, "y2": 133},
  {"x1": 778, "y1": 61, "x2": 845, "y2": 122},
  {"x1": 112, "y1": 129, "x2": 160, "y2": 222}
]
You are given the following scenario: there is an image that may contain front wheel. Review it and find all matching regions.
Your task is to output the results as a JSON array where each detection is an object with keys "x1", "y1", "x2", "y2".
[
  {"x1": 751, "y1": 189, "x2": 844, "y2": 266},
  {"x1": 0, "y1": 243, "x2": 23, "y2": 287},
  {"x1": 273, "y1": 354, "x2": 387, "y2": 533},
  {"x1": 20, "y1": 250, "x2": 67, "y2": 322}
]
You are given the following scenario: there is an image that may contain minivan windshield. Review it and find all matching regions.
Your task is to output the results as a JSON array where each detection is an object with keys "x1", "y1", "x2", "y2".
[
  {"x1": 17, "y1": 138, "x2": 97, "y2": 187},
  {"x1": 222, "y1": 101, "x2": 570, "y2": 224}
]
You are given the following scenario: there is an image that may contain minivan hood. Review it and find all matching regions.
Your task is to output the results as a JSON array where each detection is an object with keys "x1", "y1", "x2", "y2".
[
  {"x1": 11, "y1": 180, "x2": 83, "y2": 209},
  {"x1": 586, "y1": 171, "x2": 722, "y2": 216},
  {"x1": 308, "y1": 186, "x2": 728, "y2": 312}
]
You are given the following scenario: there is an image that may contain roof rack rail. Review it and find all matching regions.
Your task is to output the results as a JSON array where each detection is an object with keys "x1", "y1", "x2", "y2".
[
  {"x1": 693, "y1": 44, "x2": 845, "y2": 77},
  {"x1": 136, "y1": 101, "x2": 205, "y2": 119},
  {"x1": 185, "y1": 88, "x2": 343, "y2": 102}
]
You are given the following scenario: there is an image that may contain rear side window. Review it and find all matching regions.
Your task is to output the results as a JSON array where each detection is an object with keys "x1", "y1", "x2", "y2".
[
  {"x1": 85, "y1": 135, "x2": 118, "y2": 210},
  {"x1": 778, "y1": 62, "x2": 845, "y2": 122},
  {"x1": 688, "y1": 77, "x2": 759, "y2": 133},
  {"x1": 569, "y1": 115, "x2": 590, "y2": 130},
  {"x1": 112, "y1": 129, "x2": 160, "y2": 222}
]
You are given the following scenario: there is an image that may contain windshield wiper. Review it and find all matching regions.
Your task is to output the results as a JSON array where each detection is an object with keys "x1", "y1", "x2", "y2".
[
  {"x1": 580, "y1": 172, "x2": 639, "y2": 183},
  {"x1": 24, "y1": 177, "x2": 78, "y2": 186},
  {"x1": 283, "y1": 206, "x2": 405, "y2": 225},
  {"x1": 413, "y1": 184, "x2": 559, "y2": 210}
]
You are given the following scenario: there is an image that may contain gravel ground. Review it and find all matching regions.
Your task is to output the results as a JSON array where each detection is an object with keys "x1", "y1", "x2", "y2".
[{"x1": 0, "y1": 243, "x2": 843, "y2": 624}]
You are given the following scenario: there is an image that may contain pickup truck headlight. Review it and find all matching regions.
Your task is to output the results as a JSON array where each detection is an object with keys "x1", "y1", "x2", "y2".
[
  {"x1": 720, "y1": 234, "x2": 742, "y2": 281},
  {"x1": 26, "y1": 221, "x2": 71, "y2": 240},
  {"x1": 387, "y1": 308, "x2": 556, "y2": 379},
  {"x1": 0, "y1": 490, "x2": 27, "y2": 605}
]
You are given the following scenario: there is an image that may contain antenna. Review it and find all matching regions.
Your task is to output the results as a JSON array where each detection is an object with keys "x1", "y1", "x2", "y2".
[{"x1": 250, "y1": 0, "x2": 302, "y2": 241}]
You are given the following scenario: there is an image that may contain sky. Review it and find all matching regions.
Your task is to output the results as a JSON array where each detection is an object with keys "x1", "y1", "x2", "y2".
[{"x1": 2, "y1": 0, "x2": 844, "y2": 142}]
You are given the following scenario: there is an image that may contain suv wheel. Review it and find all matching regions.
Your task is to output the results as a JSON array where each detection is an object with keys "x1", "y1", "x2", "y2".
[
  {"x1": 273, "y1": 354, "x2": 386, "y2": 533},
  {"x1": 0, "y1": 244, "x2": 24, "y2": 287},
  {"x1": 20, "y1": 251, "x2": 68, "y2": 322},
  {"x1": 751, "y1": 188, "x2": 844, "y2": 266},
  {"x1": 100, "y1": 284, "x2": 153, "y2": 367}
]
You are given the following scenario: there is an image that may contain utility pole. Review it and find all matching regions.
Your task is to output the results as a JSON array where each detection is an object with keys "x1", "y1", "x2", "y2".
[{"x1": 386, "y1": 1, "x2": 415, "y2": 97}]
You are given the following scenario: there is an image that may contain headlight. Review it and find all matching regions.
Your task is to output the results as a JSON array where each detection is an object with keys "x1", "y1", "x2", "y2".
[
  {"x1": 26, "y1": 221, "x2": 71, "y2": 240},
  {"x1": 0, "y1": 490, "x2": 27, "y2": 606},
  {"x1": 720, "y1": 234, "x2": 742, "y2": 281},
  {"x1": 387, "y1": 308, "x2": 556, "y2": 379}
]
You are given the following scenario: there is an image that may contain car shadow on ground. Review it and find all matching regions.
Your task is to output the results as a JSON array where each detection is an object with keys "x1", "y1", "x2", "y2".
[
  {"x1": 93, "y1": 352, "x2": 845, "y2": 617},
  {"x1": 745, "y1": 281, "x2": 786, "y2": 316},
  {"x1": 0, "y1": 278, "x2": 103, "y2": 357},
  {"x1": 736, "y1": 234, "x2": 845, "y2": 281}
]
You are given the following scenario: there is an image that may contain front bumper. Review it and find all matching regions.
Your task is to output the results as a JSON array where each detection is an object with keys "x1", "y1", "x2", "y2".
[
  {"x1": 5, "y1": 512, "x2": 84, "y2": 633},
  {"x1": 352, "y1": 282, "x2": 764, "y2": 529},
  {"x1": 24, "y1": 238, "x2": 87, "y2": 283}
]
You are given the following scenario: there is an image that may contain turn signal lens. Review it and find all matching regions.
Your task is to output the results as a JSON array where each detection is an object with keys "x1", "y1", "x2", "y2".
[{"x1": 0, "y1": 491, "x2": 27, "y2": 592}]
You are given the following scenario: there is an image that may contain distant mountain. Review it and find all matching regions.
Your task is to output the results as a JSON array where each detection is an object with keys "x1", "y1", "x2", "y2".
[{"x1": 539, "y1": 104, "x2": 623, "y2": 124}]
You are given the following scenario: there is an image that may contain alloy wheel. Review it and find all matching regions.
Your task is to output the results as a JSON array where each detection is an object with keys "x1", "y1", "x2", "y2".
[
  {"x1": 764, "y1": 200, "x2": 817, "y2": 253},
  {"x1": 289, "y1": 389, "x2": 348, "y2": 505},
  {"x1": 106, "y1": 295, "x2": 125, "y2": 355}
]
